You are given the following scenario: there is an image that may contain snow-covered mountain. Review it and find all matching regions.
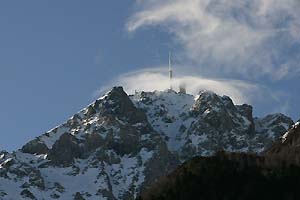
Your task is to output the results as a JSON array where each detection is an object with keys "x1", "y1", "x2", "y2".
[{"x1": 0, "y1": 87, "x2": 294, "y2": 200}]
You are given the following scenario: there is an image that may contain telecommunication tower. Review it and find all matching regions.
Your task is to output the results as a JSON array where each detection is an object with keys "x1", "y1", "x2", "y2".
[{"x1": 169, "y1": 52, "x2": 173, "y2": 90}]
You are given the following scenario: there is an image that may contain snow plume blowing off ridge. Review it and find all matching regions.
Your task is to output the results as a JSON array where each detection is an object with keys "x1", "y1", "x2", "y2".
[{"x1": 127, "y1": 0, "x2": 300, "y2": 80}]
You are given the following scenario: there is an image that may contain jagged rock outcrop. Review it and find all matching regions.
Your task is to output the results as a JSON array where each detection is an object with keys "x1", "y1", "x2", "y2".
[
  {"x1": 98, "y1": 87, "x2": 148, "y2": 124},
  {"x1": 0, "y1": 87, "x2": 294, "y2": 199},
  {"x1": 21, "y1": 138, "x2": 50, "y2": 155},
  {"x1": 0, "y1": 151, "x2": 45, "y2": 200},
  {"x1": 47, "y1": 132, "x2": 82, "y2": 166},
  {"x1": 131, "y1": 90, "x2": 293, "y2": 160}
]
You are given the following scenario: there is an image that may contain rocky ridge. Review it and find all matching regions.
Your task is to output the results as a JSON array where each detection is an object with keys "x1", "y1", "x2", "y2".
[
  {"x1": 131, "y1": 90, "x2": 293, "y2": 160},
  {"x1": 0, "y1": 87, "x2": 294, "y2": 199}
]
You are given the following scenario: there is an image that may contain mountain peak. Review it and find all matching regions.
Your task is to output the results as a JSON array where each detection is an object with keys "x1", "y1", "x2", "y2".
[
  {"x1": 192, "y1": 90, "x2": 237, "y2": 119},
  {"x1": 99, "y1": 86, "x2": 148, "y2": 124},
  {"x1": 0, "y1": 86, "x2": 295, "y2": 199},
  {"x1": 105, "y1": 86, "x2": 127, "y2": 99}
]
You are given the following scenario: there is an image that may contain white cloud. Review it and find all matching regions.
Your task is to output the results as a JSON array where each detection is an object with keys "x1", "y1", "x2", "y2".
[
  {"x1": 127, "y1": 0, "x2": 300, "y2": 79},
  {"x1": 94, "y1": 66, "x2": 293, "y2": 117},
  {"x1": 95, "y1": 66, "x2": 261, "y2": 105}
]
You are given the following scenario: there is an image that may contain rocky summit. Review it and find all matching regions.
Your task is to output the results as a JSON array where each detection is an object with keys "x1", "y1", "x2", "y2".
[{"x1": 0, "y1": 87, "x2": 294, "y2": 200}]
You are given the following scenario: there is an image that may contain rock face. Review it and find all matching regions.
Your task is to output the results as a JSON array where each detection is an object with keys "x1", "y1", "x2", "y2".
[
  {"x1": 47, "y1": 133, "x2": 82, "y2": 166},
  {"x1": 0, "y1": 87, "x2": 294, "y2": 199},
  {"x1": 131, "y1": 90, "x2": 293, "y2": 160}
]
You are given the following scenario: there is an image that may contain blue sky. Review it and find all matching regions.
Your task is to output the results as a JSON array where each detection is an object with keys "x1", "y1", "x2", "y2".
[{"x1": 1, "y1": 0, "x2": 299, "y2": 151}]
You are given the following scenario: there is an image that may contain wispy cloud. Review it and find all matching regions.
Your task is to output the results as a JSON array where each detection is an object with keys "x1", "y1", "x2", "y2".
[
  {"x1": 95, "y1": 66, "x2": 271, "y2": 105},
  {"x1": 94, "y1": 66, "x2": 294, "y2": 117},
  {"x1": 127, "y1": 0, "x2": 300, "y2": 79}
]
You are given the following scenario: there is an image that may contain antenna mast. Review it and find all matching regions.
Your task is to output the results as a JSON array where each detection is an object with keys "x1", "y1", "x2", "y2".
[{"x1": 169, "y1": 52, "x2": 173, "y2": 90}]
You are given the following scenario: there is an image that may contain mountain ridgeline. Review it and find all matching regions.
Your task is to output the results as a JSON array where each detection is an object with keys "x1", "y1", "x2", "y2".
[{"x1": 0, "y1": 87, "x2": 295, "y2": 199}]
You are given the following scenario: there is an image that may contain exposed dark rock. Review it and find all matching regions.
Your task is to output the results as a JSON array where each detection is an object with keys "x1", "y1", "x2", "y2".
[
  {"x1": 21, "y1": 138, "x2": 49, "y2": 155},
  {"x1": 141, "y1": 141, "x2": 179, "y2": 194},
  {"x1": 236, "y1": 104, "x2": 253, "y2": 122},
  {"x1": 86, "y1": 105, "x2": 97, "y2": 117},
  {"x1": 101, "y1": 86, "x2": 148, "y2": 124},
  {"x1": 74, "y1": 192, "x2": 85, "y2": 200},
  {"x1": 236, "y1": 104, "x2": 255, "y2": 134},
  {"x1": 20, "y1": 189, "x2": 36, "y2": 200},
  {"x1": 50, "y1": 193, "x2": 60, "y2": 199},
  {"x1": 21, "y1": 182, "x2": 31, "y2": 189},
  {"x1": 82, "y1": 133, "x2": 104, "y2": 154},
  {"x1": 0, "y1": 190, "x2": 7, "y2": 197},
  {"x1": 111, "y1": 125, "x2": 142, "y2": 156},
  {"x1": 28, "y1": 169, "x2": 45, "y2": 190},
  {"x1": 192, "y1": 92, "x2": 235, "y2": 130},
  {"x1": 96, "y1": 189, "x2": 116, "y2": 200},
  {"x1": 48, "y1": 132, "x2": 81, "y2": 166}
]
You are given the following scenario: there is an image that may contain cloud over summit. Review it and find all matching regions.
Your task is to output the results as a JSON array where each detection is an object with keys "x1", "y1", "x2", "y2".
[
  {"x1": 97, "y1": 67, "x2": 266, "y2": 104},
  {"x1": 127, "y1": 0, "x2": 300, "y2": 79},
  {"x1": 95, "y1": 67, "x2": 293, "y2": 118}
]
